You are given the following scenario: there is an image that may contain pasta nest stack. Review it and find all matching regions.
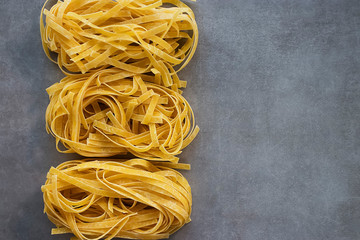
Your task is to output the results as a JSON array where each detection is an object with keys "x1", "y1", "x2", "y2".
[
  {"x1": 42, "y1": 159, "x2": 192, "y2": 240},
  {"x1": 45, "y1": 69, "x2": 199, "y2": 161},
  {"x1": 40, "y1": 0, "x2": 198, "y2": 87}
]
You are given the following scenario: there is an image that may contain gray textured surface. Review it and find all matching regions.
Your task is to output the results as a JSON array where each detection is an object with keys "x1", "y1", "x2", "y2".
[{"x1": 1, "y1": 0, "x2": 360, "y2": 239}]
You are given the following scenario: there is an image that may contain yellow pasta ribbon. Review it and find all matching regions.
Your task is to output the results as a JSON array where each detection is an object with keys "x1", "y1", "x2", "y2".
[
  {"x1": 42, "y1": 159, "x2": 192, "y2": 240},
  {"x1": 45, "y1": 68, "x2": 199, "y2": 162},
  {"x1": 40, "y1": 0, "x2": 198, "y2": 87}
]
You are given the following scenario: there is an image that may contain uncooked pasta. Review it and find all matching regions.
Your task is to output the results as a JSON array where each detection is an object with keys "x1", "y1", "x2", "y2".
[
  {"x1": 40, "y1": 0, "x2": 198, "y2": 87},
  {"x1": 42, "y1": 159, "x2": 192, "y2": 240},
  {"x1": 45, "y1": 68, "x2": 199, "y2": 162}
]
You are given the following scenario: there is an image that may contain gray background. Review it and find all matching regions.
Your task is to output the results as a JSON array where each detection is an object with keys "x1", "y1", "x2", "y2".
[{"x1": 0, "y1": 0, "x2": 360, "y2": 239}]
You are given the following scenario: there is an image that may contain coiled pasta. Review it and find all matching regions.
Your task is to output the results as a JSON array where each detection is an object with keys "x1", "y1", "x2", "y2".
[
  {"x1": 40, "y1": 0, "x2": 198, "y2": 87},
  {"x1": 42, "y1": 159, "x2": 192, "y2": 240},
  {"x1": 45, "y1": 68, "x2": 199, "y2": 162}
]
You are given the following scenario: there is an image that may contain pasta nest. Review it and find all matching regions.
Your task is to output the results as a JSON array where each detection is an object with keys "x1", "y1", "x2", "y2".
[
  {"x1": 45, "y1": 69, "x2": 199, "y2": 161},
  {"x1": 42, "y1": 159, "x2": 192, "y2": 240},
  {"x1": 40, "y1": 0, "x2": 198, "y2": 87}
]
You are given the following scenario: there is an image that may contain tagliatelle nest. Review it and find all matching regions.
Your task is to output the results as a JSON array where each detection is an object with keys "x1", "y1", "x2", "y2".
[
  {"x1": 40, "y1": 0, "x2": 198, "y2": 87},
  {"x1": 42, "y1": 159, "x2": 192, "y2": 240},
  {"x1": 45, "y1": 69, "x2": 199, "y2": 162}
]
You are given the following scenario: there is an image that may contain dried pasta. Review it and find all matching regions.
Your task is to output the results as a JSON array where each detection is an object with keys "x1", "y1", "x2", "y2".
[
  {"x1": 40, "y1": 0, "x2": 198, "y2": 87},
  {"x1": 45, "y1": 68, "x2": 199, "y2": 162},
  {"x1": 42, "y1": 159, "x2": 192, "y2": 240}
]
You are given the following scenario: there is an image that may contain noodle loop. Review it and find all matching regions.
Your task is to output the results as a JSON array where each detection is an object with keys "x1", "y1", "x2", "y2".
[
  {"x1": 45, "y1": 69, "x2": 199, "y2": 162},
  {"x1": 42, "y1": 159, "x2": 192, "y2": 240},
  {"x1": 40, "y1": 0, "x2": 198, "y2": 87}
]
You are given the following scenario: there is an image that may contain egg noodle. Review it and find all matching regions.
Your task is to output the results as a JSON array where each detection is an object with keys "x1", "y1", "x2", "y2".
[
  {"x1": 40, "y1": 0, "x2": 198, "y2": 87},
  {"x1": 46, "y1": 68, "x2": 199, "y2": 162},
  {"x1": 42, "y1": 159, "x2": 192, "y2": 240}
]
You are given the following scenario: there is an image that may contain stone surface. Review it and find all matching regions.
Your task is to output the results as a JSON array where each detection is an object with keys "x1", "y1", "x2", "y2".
[{"x1": 1, "y1": 0, "x2": 360, "y2": 239}]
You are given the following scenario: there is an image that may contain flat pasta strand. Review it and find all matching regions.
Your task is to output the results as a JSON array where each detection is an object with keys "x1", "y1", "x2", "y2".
[
  {"x1": 42, "y1": 159, "x2": 192, "y2": 240},
  {"x1": 45, "y1": 68, "x2": 199, "y2": 162},
  {"x1": 40, "y1": 0, "x2": 198, "y2": 87}
]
